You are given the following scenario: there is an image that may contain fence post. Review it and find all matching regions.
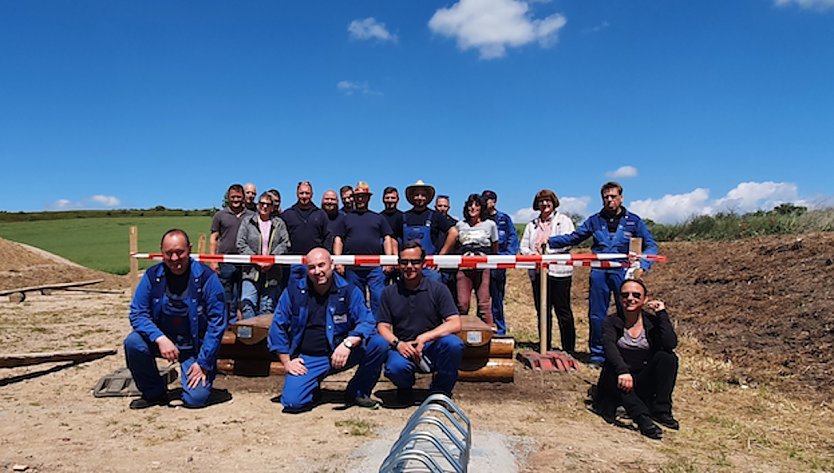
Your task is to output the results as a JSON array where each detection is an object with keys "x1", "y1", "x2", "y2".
[
  {"x1": 198, "y1": 233, "x2": 207, "y2": 254},
  {"x1": 539, "y1": 261, "x2": 548, "y2": 355},
  {"x1": 129, "y1": 225, "x2": 139, "y2": 297}
]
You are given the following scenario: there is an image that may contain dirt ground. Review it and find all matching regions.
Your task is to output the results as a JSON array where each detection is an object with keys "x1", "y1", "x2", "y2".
[{"x1": 1, "y1": 235, "x2": 833, "y2": 472}]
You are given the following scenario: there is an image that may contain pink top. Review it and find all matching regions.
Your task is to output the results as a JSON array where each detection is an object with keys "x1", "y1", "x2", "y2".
[{"x1": 258, "y1": 218, "x2": 272, "y2": 255}]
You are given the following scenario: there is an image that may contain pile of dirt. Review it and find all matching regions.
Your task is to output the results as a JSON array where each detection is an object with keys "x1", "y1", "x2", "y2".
[
  {"x1": 651, "y1": 233, "x2": 834, "y2": 401},
  {"x1": 0, "y1": 238, "x2": 127, "y2": 291}
]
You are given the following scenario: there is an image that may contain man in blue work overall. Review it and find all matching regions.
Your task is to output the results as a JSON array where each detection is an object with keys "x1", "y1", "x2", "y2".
[
  {"x1": 396, "y1": 180, "x2": 458, "y2": 281},
  {"x1": 548, "y1": 181, "x2": 658, "y2": 365},
  {"x1": 333, "y1": 182, "x2": 395, "y2": 320},
  {"x1": 124, "y1": 229, "x2": 227, "y2": 409},
  {"x1": 267, "y1": 247, "x2": 388, "y2": 413},
  {"x1": 482, "y1": 190, "x2": 519, "y2": 336}
]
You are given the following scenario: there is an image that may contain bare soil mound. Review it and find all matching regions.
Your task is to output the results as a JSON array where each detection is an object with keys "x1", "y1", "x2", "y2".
[
  {"x1": 0, "y1": 238, "x2": 127, "y2": 291},
  {"x1": 651, "y1": 232, "x2": 834, "y2": 402}
]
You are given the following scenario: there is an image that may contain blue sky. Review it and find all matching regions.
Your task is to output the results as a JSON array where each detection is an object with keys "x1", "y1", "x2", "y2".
[{"x1": 1, "y1": 0, "x2": 832, "y2": 223}]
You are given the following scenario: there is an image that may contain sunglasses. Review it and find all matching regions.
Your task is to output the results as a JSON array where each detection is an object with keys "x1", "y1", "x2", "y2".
[
  {"x1": 398, "y1": 258, "x2": 424, "y2": 266},
  {"x1": 620, "y1": 291, "x2": 644, "y2": 299},
  {"x1": 258, "y1": 202, "x2": 273, "y2": 207}
]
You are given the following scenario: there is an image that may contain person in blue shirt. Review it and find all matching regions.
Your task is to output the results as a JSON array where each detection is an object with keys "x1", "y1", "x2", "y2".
[
  {"x1": 267, "y1": 247, "x2": 388, "y2": 413},
  {"x1": 396, "y1": 180, "x2": 458, "y2": 282},
  {"x1": 124, "y1": 229, "x2": 227, "y2": 409},
  {"x1": 482, "y1": 190, "x2": 520, "y2": 336},
  {"x1": 548, "y1": 182, "x2": 658, "y2": 365}
]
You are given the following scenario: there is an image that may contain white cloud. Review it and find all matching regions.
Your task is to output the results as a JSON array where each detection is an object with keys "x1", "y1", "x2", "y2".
[
  {"x1": 628, "y1": 181, "x2": 809, "y2": 224},
  {"x1": 630, "y1": 188, "x2": 711, "y2": 224},
  {"x1": 90, "y1": 194, "x2": 121, "y2": 207},
  {"x1": 337, "y1": 80, "x2": 381, "y2": 96},
  {"x1": 583, "y1": 21, "x2": 610, "y2": 33},
  {"x1": 774, "y1": 0, "x2": 834, "y2": 11},
  {"x1": 710, "y1": 181, "x2": 802, "y2": 214},
  {"x1": 605, "y1": 165, "x2": 638, "y2": 179},
  {"x1": 348, "y1": 17, "x2": 398, "y2": 43},
  {"x1": 428, "y1": 0, "x2": 567, "y2": 59},
  {"x1": 511, "y1": 195, "x2": 591, "y2": 223},
  {"x1": 49, "y1": 199, "x2": 75, "y2": 210}
]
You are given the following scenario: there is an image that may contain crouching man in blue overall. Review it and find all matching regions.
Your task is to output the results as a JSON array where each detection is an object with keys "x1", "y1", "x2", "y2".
[
  {"x1": 124, "y1": 229, "x2": 227, "y2": 409},
  {"x1": 377, "y1": 241, "x2": 464, "y2": 406},
  {"x1": 268, "y1": 247, "x2": 388, "y2": 413}
]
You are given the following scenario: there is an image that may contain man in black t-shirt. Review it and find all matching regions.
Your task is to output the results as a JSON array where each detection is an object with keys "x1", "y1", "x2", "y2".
[
  {"x1": 280, "y1": 181, "x2": 331, "y2": 282},
  {"x1": 377, "y1": 242, "x2": 464, "y2": 405}
]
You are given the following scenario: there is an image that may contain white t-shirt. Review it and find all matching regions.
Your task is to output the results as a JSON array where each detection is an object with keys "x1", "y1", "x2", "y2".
[{"x1": 455, "y1": 219, "x2": 498, "y2": 253}]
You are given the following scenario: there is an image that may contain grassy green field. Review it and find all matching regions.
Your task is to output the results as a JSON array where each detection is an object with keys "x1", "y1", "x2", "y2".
[{"x1": 0, "y1": 216, "x2": 211, "y2": 274}]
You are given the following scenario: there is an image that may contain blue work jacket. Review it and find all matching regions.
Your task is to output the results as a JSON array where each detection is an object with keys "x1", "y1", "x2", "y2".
[
  {"x1": 267, "y1": 273, "x2": 376, "y2": 357},
  {"x1": 548, "y1": 209, "x2": 658, "y2": 271},
  {"x1": 128, "y1": 261, "x2": 227, "y2": 370},
  {"x1": 489, "y1": 210, "x2": 520, "y2": 255}
]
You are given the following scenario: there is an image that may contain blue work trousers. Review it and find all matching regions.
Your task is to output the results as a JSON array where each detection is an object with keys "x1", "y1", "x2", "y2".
[
  {"x1": 489, "y1": 268, "x2": 508, "y2": 336},
  {"x1": 384, "y1": 335, "x2": 464, "y2": 397},
  {"x1": 240, "y1": 278, "x2": 280, "y2": 320},
  {"x1": 124, "y1": 331, "x2": 215, "y2": 407},
  {"x1": 588, "y1": 269, "x2": 625, "y2": 362},
  {"x1": 281, "y1": 334, "x2": 388, "y2": 412},
  {"x1": 218, "y1": 263, "x2": 241, "y2": 322},
  {"x1": 345, "y1": 267, "x2": 385, "y2": 320}
]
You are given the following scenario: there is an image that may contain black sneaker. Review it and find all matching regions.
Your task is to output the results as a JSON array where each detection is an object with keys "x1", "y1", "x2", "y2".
[
  {"x1": 651, "y1": 412, "x2": 680, "y2": 430},
  {"x1": 636, "y1": 415, "x2": 663, "y2": 440},
  {"x1": 345, "y1": 394, "x2": 380, "y2": 410},
  {"x1": 129, "y1": 396, "x2": 168, "y2": 410}
]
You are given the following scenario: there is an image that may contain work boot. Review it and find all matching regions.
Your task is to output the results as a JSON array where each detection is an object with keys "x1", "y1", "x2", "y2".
[
  {"x1": 129, "y1": 395, "x2": 168, "y2": 410},
  {"x1": 345, "y1": 393, "x2": 380, "y2": 410},
  {"x1": 636, "y1": 415, "x2": 663, "y2": 440},
  {"x1": 651, "y1": 412, "x2": 680, "y2": 430}
]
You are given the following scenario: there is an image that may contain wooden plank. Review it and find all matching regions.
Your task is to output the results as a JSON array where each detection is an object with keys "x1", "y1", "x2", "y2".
[
  {"x1": 197, "y1": 233, "x2": 207, "y2": 254},
  {"x1": 458, "y1": 358, "x2": 514, "y2": 382},
  {"x1": 0, "y1": 279, "x2": 105, "y2": 297},
  {"x1": 129, "y1": 225, "x2": 139, "y2": 298},
  {"x1": 0, "y1": 348, "x2": 117, "y2": 369},
  {"x1": 63, "y1": 287, "x2": 124, "y2": 294}
]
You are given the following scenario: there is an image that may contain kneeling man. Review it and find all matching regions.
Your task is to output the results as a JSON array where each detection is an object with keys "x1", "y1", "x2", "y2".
[
  {"x1": 268, "y1": 247, "x2": 387, "y2": 412},
  {"x1": 378, "y1": 241, "x2": 464, "y2": 405},
  {"x1": 124, "y1": 229, "x2": 227, "y2": 409}
]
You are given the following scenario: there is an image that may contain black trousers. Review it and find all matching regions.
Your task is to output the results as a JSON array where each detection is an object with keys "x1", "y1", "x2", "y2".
[
  {"x1": 595, "y1": 350, "x2": 678, "y2": 420},
  {"x1": 528, "y1": 271, "x2": 575, "y2": 352}
]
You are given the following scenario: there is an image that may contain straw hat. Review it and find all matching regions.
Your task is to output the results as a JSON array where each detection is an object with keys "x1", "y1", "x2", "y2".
[
  {"x1": 354, "y1": 181, "x2": 372, "y2": 195},
  {"x1": 405, "y1": 180, "x2": 436, "y2": 205}
]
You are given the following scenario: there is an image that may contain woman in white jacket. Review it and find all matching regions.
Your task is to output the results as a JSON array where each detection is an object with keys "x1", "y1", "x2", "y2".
[{"x1": 520, "y1": 189, "x2": 576, "y2": 352}]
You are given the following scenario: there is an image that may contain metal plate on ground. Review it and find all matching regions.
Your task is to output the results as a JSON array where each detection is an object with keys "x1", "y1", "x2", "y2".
[{"x1": 92, "y1": 366, "x2": 178, "y2": 398}]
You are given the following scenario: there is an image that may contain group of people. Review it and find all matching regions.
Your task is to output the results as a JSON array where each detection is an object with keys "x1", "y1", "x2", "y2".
[{"x1": 123, "y1": 179, "x2": 681, "y2": 439}]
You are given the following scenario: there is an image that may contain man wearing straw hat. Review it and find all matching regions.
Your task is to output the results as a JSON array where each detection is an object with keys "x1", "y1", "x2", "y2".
[{"x1": 396, "y1": 180, "x2": 458, "y2": 281}]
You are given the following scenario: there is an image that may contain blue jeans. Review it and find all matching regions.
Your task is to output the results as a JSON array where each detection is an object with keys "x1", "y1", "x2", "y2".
[
  {"x1": 124, "y1": 331, "x2": 215, "y2": 407},
  {"x1": 218, "y1": 263, "x2": 241, "y2": 322},
  {"x1": 281, "y1": 334, "x2": 388, "y2": 412},
  {"x1": 384, "y1": 335, "x2": 464, "y2": 396},
  {"x1": 588, "y1": 269, "x2": 625, "y2": 362},
  {"x1": 489, "y1": 268, "x2": 508, "y2": 335},
  {"x1": 240, "y1": 278, "x2": 280, "y2": 320},
  {"x1": 345, "y1": 267, "x2": 385, "y2": 320}
]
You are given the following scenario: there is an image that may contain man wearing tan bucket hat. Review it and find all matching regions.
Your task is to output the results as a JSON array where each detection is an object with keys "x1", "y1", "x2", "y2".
[
  {"x1": 396, "y1": 180, "x2": 458, "y2": 281},
  {"x1": 333, "y1": 182, "x2": 396, "y2": 319}
]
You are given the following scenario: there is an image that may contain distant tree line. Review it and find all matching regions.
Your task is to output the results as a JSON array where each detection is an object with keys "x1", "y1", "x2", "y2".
[{"x1": 0, "y1": 207, "x2": 218, "y2": 223}]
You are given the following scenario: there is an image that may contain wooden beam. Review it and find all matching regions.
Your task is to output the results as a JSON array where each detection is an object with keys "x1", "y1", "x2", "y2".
[
  {"x1": 0, "y1": 348, "x2": 117, "y2": 369},
  {"x1": 197, "y1": 233, "x2": 207, "y2": 254},
  {"x1": 129, "y1": 225, "x2": 139, "y2": 298},
  {"x1": 0, "y1": 279, "x2": 105, "y2": 296},
  {"x1": 63, "y1": 287, "x2": 124, "y2": 295}
]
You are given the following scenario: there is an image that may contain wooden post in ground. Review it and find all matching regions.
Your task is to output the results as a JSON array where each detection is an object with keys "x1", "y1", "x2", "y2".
[
  {"x1": 539, "y1": 261, "x2": 548, "y2": 355},
  {"x1": 198, "y1": 233, "x2": 207, "y2": 254},
  {"x1": 629, "y1": 237, "x2": 643, "y2": 278},
  {"x1": 129, "y1": 225, "x2": 139, "y2": 298}
]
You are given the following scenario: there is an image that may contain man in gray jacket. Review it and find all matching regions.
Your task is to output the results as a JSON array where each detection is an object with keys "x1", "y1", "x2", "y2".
[{"x1": 236, "y1": 192, "x2": 290, "y2": 320}]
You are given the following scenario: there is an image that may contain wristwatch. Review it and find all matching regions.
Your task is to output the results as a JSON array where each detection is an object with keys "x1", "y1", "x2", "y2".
[
  {"x1": 343, "y1": 339, "x2": 355, "y2": 349},
  {"x1": 389, "y1": 338, "x2": 399, "y2": 350}
]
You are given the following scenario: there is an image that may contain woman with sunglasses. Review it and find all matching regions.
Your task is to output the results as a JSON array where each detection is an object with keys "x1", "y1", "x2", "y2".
[
  {"x1": 594, "y1": 279, "x2": 679, "y2": 440},
  {"x1": 519, "y1": 189, "x2": 576, "y2": 352},
  {"x1": 454, "y1": 193, "x2": 498, "y2": 328},
  {"x1": 236, "y1": 192, "x2": 290, "y2": 320}
]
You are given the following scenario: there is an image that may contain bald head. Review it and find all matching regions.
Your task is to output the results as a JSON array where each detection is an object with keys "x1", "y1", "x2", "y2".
[
  {"x1": 244, "y1": 183, "x2": 257, "y2": 205},
  {"x1": 321, "y1": 190, "x2": 339, "y2": 214},
  {"x1": 306, "y1": 247, "x2": 334, "y2": 293}
]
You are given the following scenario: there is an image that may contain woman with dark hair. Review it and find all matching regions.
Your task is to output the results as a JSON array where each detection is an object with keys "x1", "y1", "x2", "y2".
[
  {"x1": 595, "y1": 279, "x2": 679, "y2": 440},
  {"x1": 454, "y1": 193, "x2": 498, "y2": 328},
  {"x1": 519, "y1": 189, "x2": 576, "y2": 352}
]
